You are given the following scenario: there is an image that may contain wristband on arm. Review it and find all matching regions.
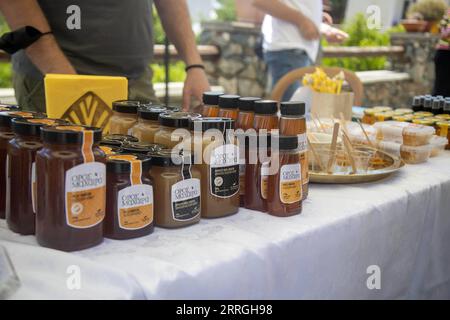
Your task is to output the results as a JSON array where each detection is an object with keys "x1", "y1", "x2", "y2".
[
  {"x1": 0, "y1": 26, "x2": 52, "y2": 55},
  {"x1": 185, "y1": 64, "x2": 205, "y2": 72}
]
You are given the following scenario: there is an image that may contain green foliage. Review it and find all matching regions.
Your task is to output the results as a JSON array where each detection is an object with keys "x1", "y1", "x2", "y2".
[
  {"x1": 152, "y1": 7, "x2": 165, "y2": 45},
  {"x1": 0, "y1": 63, "x2": 12, "y2": 88},
  {"x1": 407, "y1": 0, "x2": 448, "y2": 22},
  {"x1": 151, "y1": 61, "x2": 186, "y2": 83},
  {"x1": 215, "y1": 0, "x2": 236, "y2": 22},
  {"x1": 322, "y1": 13, "x2": 406, "y2": 71}
]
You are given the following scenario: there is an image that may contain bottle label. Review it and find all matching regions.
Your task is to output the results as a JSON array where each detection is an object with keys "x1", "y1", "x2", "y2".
[
  {"x1": 300, "y1": 152, "x2": 309, "y2": 185},
  {"x1": 239, "y1": 164, "x2": 246, "y2": 196},
  {"x1": 171, "y1": 178, "x2": 201, "y2": 221},
  {"x1": 65, "y1": 162, "x2": 106, "y2": 228},
  {"x1": 118, "y1": 184, "x2": 153, "y2": 230},
  {"x1": 209, "y1": 144, "x2": 240, "y2": 198},
  {"x1": 31, "y1": 162, "x2": 37, "y2": 214},
  {"x1": 298, "y1": 133, "x2": 308, "y2": 153},
  {"x1": 279, "y1": 163, "x2": 302, "y2": 204},
  {"x1": 261, "y1": 162, "x2": 269, "y2": 200}
]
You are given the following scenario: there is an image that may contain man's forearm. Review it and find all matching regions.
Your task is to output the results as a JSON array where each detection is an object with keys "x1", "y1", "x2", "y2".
[
  {"x1": 0, "y1": 0, "x2": 75, "y2": 74},
  {"x1": 252, "y1": 0, "x2": 305, "y2": 25},
  {"x1": 154, "y1": 0, "x2": 203, "y2": 66}
]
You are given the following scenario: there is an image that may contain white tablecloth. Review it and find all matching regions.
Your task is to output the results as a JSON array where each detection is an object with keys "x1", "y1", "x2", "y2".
[{"x1": 1, "y1": 153, "x2": 450, "y2": 300}]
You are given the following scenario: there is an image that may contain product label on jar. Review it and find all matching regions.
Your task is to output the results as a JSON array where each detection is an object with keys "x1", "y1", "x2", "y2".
[
  {"x1": 31, "y1": 162, "x2": 37, "y2": 214},
  {"x1": 209, "y1": 144, "x2": 240, "y2": 198},
  {"x1": 279, "y1": 163, "x2": 302, "y2": 204},
  {"x1": 239, "y1": 164, "x2": 245, "y2": 196},
  {"x1": 171, "y1": 178, "x2": 201, "y2": 221},
  {"x1": 298, "y1": 133, "x2": 308, "y2": 153},
  {"x1": 261, "y1": 162, "x2": 269, "y2": 200},
  {"x1": 65, "y1": 162, "x2": 106, "y2": 229},
  {"x1": 118, "y1": 184, "x2": 153, "y2": 230},
  {"x1": 5, "y1": 155, "x2": 10, "y2": 214},
  {"x1": 300, "y1": 152, "x2": 309, "y2": 185}
]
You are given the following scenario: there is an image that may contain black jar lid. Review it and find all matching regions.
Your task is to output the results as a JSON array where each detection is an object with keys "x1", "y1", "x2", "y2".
[
  {"x1": 238, "y1": 97, "x2": 260, "y2": 112},
  {"x1": 254, "y1": 100, "x2": 278, "y2": 115},
  {"x1": 280, "y1": 101, "x2": 306, "y2": 116},
  {"x1": 112, "y1": 100, "x2": 140, "y2": 114},
  {"x1": 218, "y1": 95, "x2": 240, "y2": 109},
  {"x1": 102, "y1": 134, "x2": 139, "y2": 146},
  {"x1": 149, "y1": 149, "x2": 192, "y2": 167},
  {"x1": 41, "y1": 125, "x2": 102, "y2": 144},
  {"x1": 0, "y1": 103, "x2": 20, "y2": 111},
  {"x1": 189, "y1": 117, "x2": 235, "y2": 132},
  {"x1": 273, "y1": 135, "x2": 299, "y2": 151},
  {"x1": 107, "y1": 154, "x2": 152, "y2": 173},
  {"x1": 138, "y1": 105, "x2": 169, "y2": 121},
  {"x1": 121, "y1": 141, "x2": 165, "y2": 155},
  {"x1": 159, "y1": 111, "x2": 202, "y2": 128},
  {"x1": 203, "y1": 91, "x2": 225, "y2": 106},
  {"x1": 11, "y1": 118, "x2": 68, "y2": 137},
  {"x1": 0, "y1": 111, "x2": 46, "y2": 128}
]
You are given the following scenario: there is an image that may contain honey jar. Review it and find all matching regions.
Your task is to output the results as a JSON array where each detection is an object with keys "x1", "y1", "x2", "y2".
[
  {"x1": 36, "y1": 125, "x2": 106, "y2": 251},
  {"x1": 110, "y1": 100, "x2": 140, "y2": 135},
  {"x1": 104, "y1": 154, "x2": 154, "y2": 239}
]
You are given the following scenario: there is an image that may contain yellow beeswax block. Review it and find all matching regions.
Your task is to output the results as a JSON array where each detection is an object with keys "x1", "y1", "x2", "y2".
[{"x1": 44, "y1": 74, "x2": 128, "y2": 132}]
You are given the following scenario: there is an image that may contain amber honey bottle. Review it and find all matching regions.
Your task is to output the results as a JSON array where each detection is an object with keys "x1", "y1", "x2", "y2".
[
  {"x1": 267, "y1": 135, "x2": 302, "y2": 217},
  {"x1": 253, "y1": 100, "x2": 279, "y2": 131},
  {"x1": 236, "y1": 97, "x2": 259, "y2": 130},
  {"x1": 218, "y1": 95, "x2": 240, "y2": 121},
  {"x1": 202, "y1": 92, "x2": 224, "y2": 117},
  {"x1": 244, "y1": 133, "x2": 271, "y2": 212},
  {"x1": 279, "y1": 101, "x2": 308, "y2": 200}
]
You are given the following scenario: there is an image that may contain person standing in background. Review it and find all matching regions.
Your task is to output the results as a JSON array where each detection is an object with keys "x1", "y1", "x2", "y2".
[
  {"x1": 253, "y1": 0, "x2": 348, "y2": 101},
  {"x1": 433, "y1": 8, "x2": 450, "y2": 97},
  {"x1": 0, "y1": 0, "x2": 210, "y2": 112}
]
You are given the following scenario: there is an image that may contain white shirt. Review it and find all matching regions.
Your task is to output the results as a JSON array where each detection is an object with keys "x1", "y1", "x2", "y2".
[{"x1": 262, "y1": 0, "x2": 323, "y2": 62}]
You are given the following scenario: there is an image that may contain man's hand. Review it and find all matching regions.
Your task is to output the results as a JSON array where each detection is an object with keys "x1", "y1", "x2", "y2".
[
  {"x1": 321, "y1": 24, "x2": 349, "y2": 44},
  {"x1": 296, "y1": 15, "x2": 320, "y2": 41},
  {"x1": 182, "y1": 68, "x2": 210, "y2": 111}
]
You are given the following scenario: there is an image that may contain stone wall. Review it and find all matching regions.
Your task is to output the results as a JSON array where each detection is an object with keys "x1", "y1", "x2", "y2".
[
  {"x1": 199, "y1": 21, "x2": 267, "y2": 97},
  {"x1": 199, "y1": 21, "x2": 441, "y2": 108}
]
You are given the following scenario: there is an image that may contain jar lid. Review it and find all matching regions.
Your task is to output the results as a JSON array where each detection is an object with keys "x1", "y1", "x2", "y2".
[
  {"x1": 273, "y1": 135, "x2": 298, "y2": 151},
  {"x1": 363, "y1": 108, "x2": 376, "y2": 116},
  {"x1": 11, "y1": 118, "x2": 68, "y2": 137},
  {"x1": 107, "y1": 154, "x2": 152, "y2": 173},
  {"x1": 159, "y1": 111, "x2": 201, "y2": 128},
  {"x1": 280, "y1": 101, "x2": 305, "y2": 116},
  {"x1": 189, "y1": 117, "x2": 235, "y2": 132},
  {"x1": 403, "y1": 123, "x2": 435, "y2": 136},
  {"x1": 254, "y1": 100, "x2": 278, "y2": 115},
  {"x1": 394, "y1": 108, "x2": 414, "y2": 115},
  {"x1": 121, "y1": 141, "x2": 165, "y2": 154},
  {"x1": 436, "y1": 114, "x2": 450, "y2": 120},
  {"x1": 203, "y1": 91, "x2": 225, "y2": 106},
  {"x1": 138, "y1": 105, "x2": 169, "y2": 121},
  {"x1": 0, "y1": 103, "x2": 20, "y2": 112},
  {"x1": 218, "y1": 95, "x2": 240, "y2": 109},
  {"x1": 0, "y1": 111, "x2": 46, "y2": 128},
  {"x1": 238, "y1": 97, "x2": 260, "y2": 112},
  {"x1": 149, "y1": 149, "x2": 192, "y2": 167},
  {"x1": 102, "y1": 134, "x2": 139, "y2": 147},
  {"x1": 100, "y1": 145, "x2": 121, "y2": 155},
  {"x1": 41, "y1": 125, "x2": 102, "y2": 144},
  {"x1": 112, "y1": 100, "x2": 140, "y2": 114},
  {"x1": 373, "y1": 106, "x2": 393, "y2": 112}
]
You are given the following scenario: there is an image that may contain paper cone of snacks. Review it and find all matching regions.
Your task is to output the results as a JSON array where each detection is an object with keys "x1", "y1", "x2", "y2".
[{"x1": 303, "y1": 68, "x2": 354, "y2": 120}]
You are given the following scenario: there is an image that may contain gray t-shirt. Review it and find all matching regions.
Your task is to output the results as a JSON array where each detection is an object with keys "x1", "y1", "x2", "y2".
[{"x1": 12, "y1": 0, "x2": 154, "y2": 79}]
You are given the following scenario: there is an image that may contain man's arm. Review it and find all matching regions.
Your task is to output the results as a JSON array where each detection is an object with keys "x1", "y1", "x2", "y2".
[
  {"x1": 252, "y1": 0, "x2": 319, "y2": 40},
  {"x1": 154, "y1": 0, "x2": 210, "y2": 110},
  {"x1": 0, "y1": 0, "x2": 76, "y2": 74}
]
